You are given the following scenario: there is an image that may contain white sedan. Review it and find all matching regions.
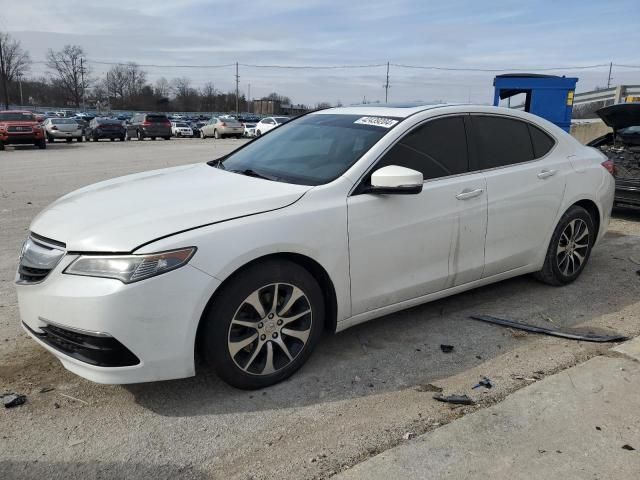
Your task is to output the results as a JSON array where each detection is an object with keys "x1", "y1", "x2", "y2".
[
  {"x1": 255, "y1": 116, "x2": 289, "y2": 136},
  {"x1": 171, "y1": 121, "x2": 194, "y2": 137},
  {"x1": 16, "y1": 104, "x2": 614, "y2": 389}
]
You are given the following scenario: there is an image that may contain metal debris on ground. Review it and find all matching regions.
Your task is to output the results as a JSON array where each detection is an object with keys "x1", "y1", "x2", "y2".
[
  {"x1": 440, "y1": 344, "x2": 454, "y2": 353},
  {"x1": 39, "y1": 387, "x2": 55, "y2": 393},
  {"x1": 622, "y1": 444, "x2": 636, "y2": 451},
  {"x1": 403, "y1": 432, "x2": 416, "y2": 440},
  {"x1": 469, "y1": 315, "x2": 629, "y2": 343},
  {"x1": 432, "y1": 393, "x2": 476, "y2": 405},
  {"x1": 415, "y1": 383, "x2": 443, "y2": 393},
  {"x1": 472, "y1": 377, "x2": 493, "y2": 389},
  {"x1": 2, "y1": 393, "x2": 27, "y2": 408}
]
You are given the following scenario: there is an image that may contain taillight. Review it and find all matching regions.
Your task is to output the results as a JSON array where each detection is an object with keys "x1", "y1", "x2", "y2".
[
  {"x1": 601, "y1": 159, "x2": 616, "y2": 176},
  {"x1": 143, "y1": 121, "x2": 151, "y2": 126},
  {"x1": 221, "y1": 122, "x2": 227, "y2": 127},
  {"x1": 51, "y1": 126, "x2": 58, "y2": 130}
]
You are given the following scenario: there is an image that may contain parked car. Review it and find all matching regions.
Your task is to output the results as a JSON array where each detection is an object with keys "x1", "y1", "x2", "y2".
[
  {"x1": 190, "y1": 121, "x2": 206, "y2": 138},
  {"x1": 125, "y1": 113, "x2": 172, "y2": 141},
  {"x1": 588, "y1": 103, "x2": 640, "y2": 208},
  {"x1": 15, "y1": 104, "x2": 613, "y2": 389},
  {"x1": 43, "y1": 118, "x2": 83, "y2": 142},
  {"x1": 255, "y1": 116, "x2": 289, "y2": 136},
  {"x1": 85, "y1": 118, "x2": 126, "y2": 142},
  {"x1": 171, "y1": 121, "x2": 194, "y2": 138},
  {"x1": 239, "y1": 116, "x2": 260, "y2": 137},
  {"x1": 0, "y1": 110, "x2": 46, "y2": 150},
  {"x1": 200, "y1": 116, "x2": 244, "y2": 139}
]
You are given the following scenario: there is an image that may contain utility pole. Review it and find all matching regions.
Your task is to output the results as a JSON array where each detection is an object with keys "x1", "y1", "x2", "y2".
[
  {"x1": 607, "y1": 61, "x2": 613, "y2": 89},
  {"x1": 247, "y1": 83, "x2": 251, "y2": 113},
  {"x1": 384, "y1": 61, "x2": 390, "y2": 103},
  {"x1": 18, "y1": 74, "x2": 23, "y2": 105},
  {"x1": 0, "y1": 34, "x2": 8, "y2": 109},
  {"x1": 235, "y1": 62, "x2": 240, "y2": 114},
  {"x1": 80, "y1": 57, "x2": 86, "y2": 111}
]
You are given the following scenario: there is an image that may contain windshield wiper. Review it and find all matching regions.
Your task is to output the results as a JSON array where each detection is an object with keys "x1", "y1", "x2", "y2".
[
  {"x1": 230, "y1": 169, "x2": 276, "y2": 181},
  {"x1": 209, "y1": 159, "x2": 226, "y2": 169}
]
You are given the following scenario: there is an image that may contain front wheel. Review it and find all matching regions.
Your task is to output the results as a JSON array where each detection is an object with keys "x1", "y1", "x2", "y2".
[
  {"x1": 137, "y1": 130, "x2": 144, "y2": 141},
  {"x1": 256, "y1": 130, "x2": 262, "y2": 137},
  {"x1": 214, "y1": 129, "x2": 220, "y2": 139},
  {"x1": 200, "y1": 260, "x2": 324, "y2": 389},
  {"x1": 534, "y1": 205, "x2": 595, "y2": 286},
  {"x1": 36, "y1": 139, "x2": 46, "y2": 150},
  {"x1": 200, "y1": 130, "x2": 206, "y2": 139}
]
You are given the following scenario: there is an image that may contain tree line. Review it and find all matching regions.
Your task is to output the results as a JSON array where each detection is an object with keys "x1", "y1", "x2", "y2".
[{"x1": 0, "y1": 32, "x2": 297, "y2": 112}]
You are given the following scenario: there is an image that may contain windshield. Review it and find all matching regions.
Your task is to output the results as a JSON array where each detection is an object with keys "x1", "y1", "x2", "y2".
[
  {"x1": 214, "y1": 114, "x2": 397, "y2": 185},
  {"x1": 175, "y1": 122, "x2": 189, "y2": 127},
  {"x1": 0, "y1": 112, "x2": 35, "y2": 121},
  {"x1": 274, "y1": 117, "x2": 289, "y2": 124}
]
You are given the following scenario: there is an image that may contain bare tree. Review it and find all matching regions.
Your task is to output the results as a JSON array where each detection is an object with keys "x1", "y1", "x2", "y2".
[
  {"x1": 124, "y1": 62, "x2": 146, "y2": 98},
  {"x1": 46, "y1": 45, "x2": 89, "y2": 108},
  {"x1": 0, "y1": 32, "x2": 31, "y2": 108},
  {"x1": 154, "y1": 77, "x2": 170, "y2": 98},
  {"x1": 200, "y1": 82, "x2": 216, "y2": 111},
  {"x1": 104, "y1": 64, "x2": 127, "y2": 101}
]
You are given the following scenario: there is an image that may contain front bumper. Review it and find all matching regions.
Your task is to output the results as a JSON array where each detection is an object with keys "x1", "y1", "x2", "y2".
[
  {"x1": 1, "y1": 132, "x2": 43, "y2": 144},
  {"x1": 16, "y1": 255, "x2": 220, "y2": 384}
]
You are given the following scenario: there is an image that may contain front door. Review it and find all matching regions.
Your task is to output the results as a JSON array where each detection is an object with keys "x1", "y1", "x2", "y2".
[{"x1": 347, "y1": 115, "x2": 488, "y2": 315}]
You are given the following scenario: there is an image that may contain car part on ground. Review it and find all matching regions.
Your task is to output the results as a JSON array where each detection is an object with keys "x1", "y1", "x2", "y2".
[{"x1": 469, "y1": 315, "x2": 629, "y2": 342}]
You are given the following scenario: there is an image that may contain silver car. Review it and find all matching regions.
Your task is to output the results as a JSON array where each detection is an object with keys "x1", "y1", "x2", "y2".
[
  {"x1": 200, "y1": 117, "x2": 244, "y2": 139},
  {"x1": 43, "y1": 118, "x2": 84, "y2": 143}
]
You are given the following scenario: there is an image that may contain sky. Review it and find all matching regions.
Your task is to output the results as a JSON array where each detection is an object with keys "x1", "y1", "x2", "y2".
[{"x1": 1, "y1": 0, "x2": 639, "y2": 106}]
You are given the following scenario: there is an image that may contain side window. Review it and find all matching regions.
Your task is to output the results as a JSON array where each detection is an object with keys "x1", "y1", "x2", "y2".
[
  {"x1": 528, "y1": 124, "x2": 555, "y2": 158},
  {"x1": 472, "y1": 116, "x2": 534, "y2": 169},
  {"x1": 375, "y1": 116, "x2": 469, "y2": 181}
]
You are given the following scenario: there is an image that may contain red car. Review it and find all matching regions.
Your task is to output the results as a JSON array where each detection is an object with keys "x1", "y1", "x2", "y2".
[{"x1": 0, "y1": 110, "x2": 46, "y2": 150}]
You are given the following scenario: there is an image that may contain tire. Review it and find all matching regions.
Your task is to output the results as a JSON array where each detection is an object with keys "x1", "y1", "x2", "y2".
[
  {"x1": 256, "y1": 130, "x2": 262, "y2": 137},
  {"x1": 36, "y1": 139, "x2": 46, "y2": 149},
  {"x1": 120, "y1": 136, "x2": 126, "y2": 142},
  {"x1": 236, "y1": 135, "x2": 242, "y2": 139},
  {"x1": 66, "y1": 138, "x2": 72, "y2": 143},
  {"x1": 137, "y1": 130, "x2": 144, "y2": 141},
  {"x1": 0, "y1": 141, "x2": 5, "y2": 151},
  {"x1": 164, "y1": 136, "x2": 171, "y2": 140},
  {"x1": 47, "y1": 135, "x2": 53, "y2": 143},
  {"x1": 200, "y1": 260, "x2": 325, "y2": 389},
  {"x1": 214, "y1": 129, "x2": 220, "y2": 139},
  {"x1": 200, "y1": 130, "x2": 206, "y2": 139},
  {"x1": 534, "y1": 205, "x2": 595, "y2": 286},
  {"x1": 151, "y1": 136, "x2": 156, "y2": 141},
  {"x1": 110, "y1": 138, "x2": 115, "y2": 141}
]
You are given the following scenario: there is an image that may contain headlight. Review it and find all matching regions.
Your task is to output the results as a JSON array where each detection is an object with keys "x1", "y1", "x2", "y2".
[{"x1": 64, "y1": 247, "x2": 196, "y2": 283}]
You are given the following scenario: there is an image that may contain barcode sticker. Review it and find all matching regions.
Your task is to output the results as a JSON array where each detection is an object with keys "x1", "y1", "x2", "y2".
[{"x1": 354, "y1": 116, "x2": 398, "y2": 128}]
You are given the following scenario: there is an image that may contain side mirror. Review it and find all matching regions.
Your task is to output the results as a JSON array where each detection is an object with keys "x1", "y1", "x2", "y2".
[{"x1": 367, "y1": 165, "x2": 423, "y2": 195}]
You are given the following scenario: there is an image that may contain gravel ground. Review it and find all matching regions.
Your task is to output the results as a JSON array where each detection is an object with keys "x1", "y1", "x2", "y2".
[{"x1": 1, "y1": 139, "x2": 640, "y2": 479}]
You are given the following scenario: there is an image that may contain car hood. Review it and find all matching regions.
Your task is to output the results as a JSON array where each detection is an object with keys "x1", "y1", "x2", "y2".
[
  {"x1": 596, "y1": 103, "x2": 640, "y2": 130},
  {"x1": 30, "y1": 163, "x2": 311, "y2": 252}
]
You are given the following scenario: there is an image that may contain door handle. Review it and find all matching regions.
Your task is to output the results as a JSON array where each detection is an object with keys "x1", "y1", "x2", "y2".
[
  {"x1": 456, "y1": 188, "x2": 484, "y2": 200},
  {"x1": 537, "y1": 169, "x2": 557, "y2": 179}
]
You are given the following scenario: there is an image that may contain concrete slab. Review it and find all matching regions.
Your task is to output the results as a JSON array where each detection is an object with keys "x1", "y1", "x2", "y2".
[
  {"x1": 335, "y1": 356, "x2": 640, "y2": 480},
  {"x1": 612, "y1": 336, "x2": 640, "y2": 362}
]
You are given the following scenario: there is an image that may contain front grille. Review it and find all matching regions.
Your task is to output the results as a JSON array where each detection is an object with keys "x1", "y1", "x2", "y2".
[
  {"x1": 24, "y1": 322, "x2": 140, "y2": 367},
  {"x1": 7, "y1": 125, "x2": 33, "y2": 133},
  {"x1": 16, "y1": 234, "x2": 66, "y2": 285}
]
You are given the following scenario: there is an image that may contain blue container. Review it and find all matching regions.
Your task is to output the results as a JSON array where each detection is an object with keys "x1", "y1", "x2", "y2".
[{"x1": 493, "y1": 74, "x2": 578, "y2": 132}]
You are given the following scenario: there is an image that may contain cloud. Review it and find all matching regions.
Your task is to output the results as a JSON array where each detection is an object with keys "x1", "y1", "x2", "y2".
[{"x1": 1, "y1": 0, "x2": 639, "y2": 105}]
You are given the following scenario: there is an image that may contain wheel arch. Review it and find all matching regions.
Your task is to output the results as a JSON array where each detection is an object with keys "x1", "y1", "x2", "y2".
[
  {"x1": 571, "y1": 198, "x2": 601, "y2": 241},
  {"x1": 194, "y1": 252, "x2": 339, "y2": 359}
]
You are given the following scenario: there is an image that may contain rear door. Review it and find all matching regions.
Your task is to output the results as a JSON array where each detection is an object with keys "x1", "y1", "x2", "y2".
[
  {"x1": 469, "y1": 115, "x2": 567, "y2": 277},
  {"x1": 348, "y1": 115, "x2": 488, "y2": 315}
]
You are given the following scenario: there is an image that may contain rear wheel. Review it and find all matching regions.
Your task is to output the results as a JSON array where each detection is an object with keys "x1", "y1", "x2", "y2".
[
  {"x1": 77, "y1": 136, "x2": 83, "y2": 142},
  {"x1": 256, "y1": 130, "x2": 262, "y2": 137},
  {"x1": 214, "y1": 129, "x2": 220, "y2": 139},
  {"x1": 534, "y1": 205, "x2": 595, "y2": 286},
  {"x1": 47, "y1": 135, "x2": 53, "y2": 143},
  {"x1": 120, "y1": 136, "x2": 126, "y2": 141},
  {"x1": 200, "y1": 130, "x2": 206, "y2": 139},
  {"x1": 137, "y1": 130, "x2": 144, "y2": 141},
  {"x1": 164, "y1": 136, "x2": 171, "y2": 140},
  {"x1": 0, "y1": 141, "x2": 5, "y2": 150},
  {"x1": 36, "y1": 139, "x2": 46, "y2": 150},
  {"x1": 200, "y1": 260, "x2": 324, "y2": 389},
  {"x1": 235, "y1": 134, "x2": 242, "y2": 139},
  {"x1": 65, "y1": 138, "x2": 72, "y2": 143},
  {"x1": 151, "y1": 136, "x2": 156, "y2": 140},
  {"x1": 110, "y1": 138, "x2": 115, "y2": 141}
]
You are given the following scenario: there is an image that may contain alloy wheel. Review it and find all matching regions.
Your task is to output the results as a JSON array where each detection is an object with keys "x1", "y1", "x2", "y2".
[
  {"x1": 556, "y1": 218, "x2": 589, "y2": 276},
  {"x1": 227, "y1": 283, "x2": 312, "y2": 376}
]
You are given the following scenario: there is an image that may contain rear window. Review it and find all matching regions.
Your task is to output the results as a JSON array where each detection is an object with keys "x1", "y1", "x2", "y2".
[
  {"x1": 175, "y1": 122, "x2": 189, "y2": 127},
  {"x1": 528, "y1": 124, "x2": 555, "y2": 158},
  {"x1": 51, "y1": 119, "x2": 77, "y2": 125},
  {"x1": 97, "y1": 119, "x2": 121, "y2": 125},
  {"x1": 145, "y1": 115, "x2": 168, "y2": 123},
  {"x1": 472, "y1": 116, "x2": 534, "y2": 170},
  {"x1": 0, "y1": 112, "x2": 35, "y2": 121}
]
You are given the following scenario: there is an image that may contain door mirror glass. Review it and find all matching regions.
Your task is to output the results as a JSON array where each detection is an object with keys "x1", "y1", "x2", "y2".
[{"x1": 368, "y1": 165, "x2": 423, "y2": 195}]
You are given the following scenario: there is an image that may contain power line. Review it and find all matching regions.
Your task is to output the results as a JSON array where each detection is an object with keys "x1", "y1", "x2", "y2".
[{"x1": 390, "y1": 63, "x2": 612, "y2": 72}]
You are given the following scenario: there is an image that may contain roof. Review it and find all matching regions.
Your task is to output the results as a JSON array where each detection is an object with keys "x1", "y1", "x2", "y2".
[
  {"x1": 314, "y1": 103, "x2": 456, "y2": 119},
  {"x1": 0, "y1": 110, "x2": 33, "y2": 114}
]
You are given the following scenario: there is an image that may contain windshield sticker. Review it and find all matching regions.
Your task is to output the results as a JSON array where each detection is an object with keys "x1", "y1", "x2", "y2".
[{"x1": 354, "y1": 116, "x2": 398, "y2": 129}]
